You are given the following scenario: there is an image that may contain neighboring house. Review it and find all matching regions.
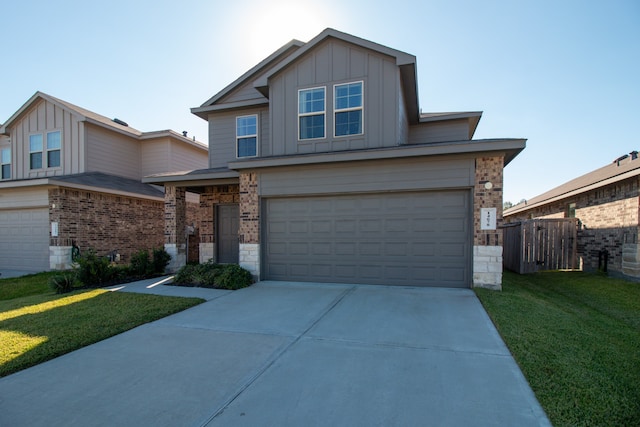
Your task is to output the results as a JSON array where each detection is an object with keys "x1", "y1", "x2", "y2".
[
  {"x1": 504, "y1": 151, "x2": 640, "y2": 278},
  {"x1": 145, "y1": 28, "x2": 526, "y2": 289},
  {"x1": 0, "y1": 92, "x2": 208, "y2": 272}
]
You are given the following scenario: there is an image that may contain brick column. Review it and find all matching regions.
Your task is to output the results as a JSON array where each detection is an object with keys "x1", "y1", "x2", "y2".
[
  {"x1": 164, "y1": 185, "x2": 186, "y2": 271},
  {"x1": 473, "y1": 156, "x2": 504, "y2": 290},
  {"x1": 239, "y1": 172, "x2": 260, "y2": 278}
]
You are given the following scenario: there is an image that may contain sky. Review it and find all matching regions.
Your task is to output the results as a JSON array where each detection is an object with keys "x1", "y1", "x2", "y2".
[{"x1": 1, "y1": 0, "x2": 638, "y2": 203}]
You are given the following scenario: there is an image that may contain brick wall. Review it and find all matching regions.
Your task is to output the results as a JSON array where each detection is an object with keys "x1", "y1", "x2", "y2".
[
  {"x1": 505, "y1": 177, "x2": 640, "y2": 275},
  {"x1": 239, "y1": 172, "x2": 259, "y2": 244},
  {"x1": 49, "y1": 188, "x2": 164, "y2": 262},
  {"x1": 198, "y1": 184, "x2": 240, "y2": 242},
  {"x1": 474, "y1": 156, "x2": 504, "y2": 246}
]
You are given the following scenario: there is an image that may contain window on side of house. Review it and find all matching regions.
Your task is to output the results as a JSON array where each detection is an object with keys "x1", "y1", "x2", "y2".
[
  {"x1": 334, "y1": 81, "x2": 363, "y2": 137},
  {"x1": 29, "y1": 134, "x2": 43, "y2": 169},
  {"x1": 236, "y1": 115, "x2": 257, "y2": 158},
  {"x1": 567, "y1": 202, "x2": 576, "y2": 218},
  {"x1": 298, "y1": 87, "x2": 325, "y2": 140},
  {"x1": 47, "y1": 131, "x2": 61, "y2": 168},
  {"x1": 1, "y1": 148, "x2": 10, "y2": 179}
]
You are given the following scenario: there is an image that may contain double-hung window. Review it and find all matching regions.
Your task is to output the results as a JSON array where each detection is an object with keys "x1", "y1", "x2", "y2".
[
  {"x1": 1, "y1": 148, "x2": 10, "y2": 179},
  {"x1": 334, "y1": 81, "x2": 363, "y2": 137},
  {"x1": 236, "y1": 115, "x2": 257, "y2": 158},
  {"x1": 298, "y1": 87, "x2": 325, "y2": 140},
  {"x1": 47, "y1": 131, "x2": 61, "y2": 168},
  {"x1": 29, "y1": 134, "x2": 43, "y2": 169}
]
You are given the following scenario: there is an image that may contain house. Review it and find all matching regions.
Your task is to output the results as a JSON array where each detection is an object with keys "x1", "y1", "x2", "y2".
[
  {"x1": 0, "y1": 92, "x2": 208, "y2": 273},
  {"x1": 504, "y1": 151, "x2": 640, "y2": 278},
  {"x1": 145, "y1": 28, "x2": 526, "y2": 289}
]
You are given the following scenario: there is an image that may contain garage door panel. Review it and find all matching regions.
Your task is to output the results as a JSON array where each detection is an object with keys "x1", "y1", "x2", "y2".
[
  {"x1": 0, "y1": 208, "x2": 49, "y2": 272},
  {"x1": 264, "y1": 191, "x2": 470, "y2": 287}
]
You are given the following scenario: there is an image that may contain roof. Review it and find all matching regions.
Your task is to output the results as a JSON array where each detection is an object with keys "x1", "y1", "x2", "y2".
[
  {"x1": 1, "y1": 92, "x2": 207, "y2": 149},
  {"x1": 193, "y1": 28, "x2": 420, "y2": 123},
  {"x1": 504, "y1": 152, "x2": 640, "y2": 216}
]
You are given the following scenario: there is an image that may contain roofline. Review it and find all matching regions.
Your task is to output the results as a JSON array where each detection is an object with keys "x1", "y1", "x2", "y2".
[
  {"x1": 504, "y1": 166, "x2": 640, "y2": 216},
  {"x1": 419, "y1": 111, "x2": 483, "y2": 139},
  {"x1": 227, "y1": 138, "x2": 526, "y2": 170},
  {"x1": 191, "y1": 99, "x2": 269, "y2": 117},
  {"x1": 142, "y1": 169, "x2": 240, "y2": 185},
  {"x1": 139, "y1": 130, "x2": 208, "y2": 150}
]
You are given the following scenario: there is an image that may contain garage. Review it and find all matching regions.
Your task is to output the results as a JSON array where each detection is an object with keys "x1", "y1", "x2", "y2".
[
  {"x1": 263, "y1": 190, "x2": 471, "y2": 287},
  {"x1": 0, "y1": 208, "x2": 50, "y2": 272}
]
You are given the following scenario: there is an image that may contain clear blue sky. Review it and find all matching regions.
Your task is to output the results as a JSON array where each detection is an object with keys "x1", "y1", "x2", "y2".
[{"x1": 2, "y1": 0, "x2": 638, "y2": 203}]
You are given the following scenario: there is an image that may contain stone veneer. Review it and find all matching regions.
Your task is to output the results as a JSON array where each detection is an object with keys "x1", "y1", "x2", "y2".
[
  {"x1": 49, "y1": 188, "x2": 164, "y2": 268},
  {"x1": 239, "y1": 172, "x2": 260, "y2": 277},
  {"x1": 473, "y1": 156, "x2": 504, "y2": 290}
]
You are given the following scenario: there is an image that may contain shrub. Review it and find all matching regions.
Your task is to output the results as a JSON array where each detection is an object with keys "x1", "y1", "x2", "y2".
[
  {"x1": 216, "y1": 264, "x2": 254, "y2": 290},
  {"x1": 49, "y1": 272, "x2": 78, "y2": 294},
  {"x1": 130, "y1": 250, "x2": 152, "y2": 277},
  {"x1": 74, "y1": 249, "x2": 112, "y2": 287},
  {"x1": 173, "y1": 264, "x2": 197, "y2": 286},
  {"x1": 152, "y1": 248, "x2": 171, "y2": 274}
]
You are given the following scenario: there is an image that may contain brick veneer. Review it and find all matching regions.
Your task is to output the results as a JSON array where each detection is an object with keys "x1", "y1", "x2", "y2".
[
  {"x1": 505, "y1": 177, "x2": 640, "y2": 275},
  {"x1": 49, "y1": 188, "x2": 164, "y2": 262},
  {"x1": 198, "y1": 184, "x2": 240, "y2": 243},
  {"x1": 239, "y1": 172, "x2": 259, "y2": 244}
]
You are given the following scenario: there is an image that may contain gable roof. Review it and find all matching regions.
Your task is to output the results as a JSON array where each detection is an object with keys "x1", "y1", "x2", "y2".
[
  {"x1": 504, "y1": 152, "x2": 640, "y2": 216},
  {"x1": 192, "y1": 28, "x2": 420, "y2": 123},
  {"x1": 1, "y1": 92, "x2": 207, "y2": 150}
]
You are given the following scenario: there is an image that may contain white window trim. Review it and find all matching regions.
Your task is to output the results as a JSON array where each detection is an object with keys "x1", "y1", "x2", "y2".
[
  {"x1": 0, "y1": 147, "x2": 10, "y2": 180},
  {"x1": 333, "y1": 80, "x2": 364, "y2": 138},
  {"x1": 236, "y1": 114, "x2": 258, "y2": 159},
  {"x1": 297, "y1": 86, "x2": 326, "y2": 141},
  {"x1": 29, "y1": 133, "x2": 44, "y2": 170},
  {"x1": 46, "y1": 130, "x2": 62, "y2": 169}
]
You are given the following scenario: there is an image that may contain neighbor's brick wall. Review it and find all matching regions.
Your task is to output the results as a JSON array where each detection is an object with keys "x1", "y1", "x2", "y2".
[
  {"x1": 474, "y1": 156, "x2": 504, "y2": 246},
  {"x1": 239, "y1": 172, "x2": 259, "y2": 244},
  {"x1": 505, "y1": 177, "x2": 640, "y2": 274},
  {"x1": 49, "y1": 188, "x2": 163, "y2": 262}
]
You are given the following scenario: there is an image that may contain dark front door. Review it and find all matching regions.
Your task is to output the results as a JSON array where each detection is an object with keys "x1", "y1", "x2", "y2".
[{"x1": 217, "y1": 204, "x2": 239, "y2": 264}]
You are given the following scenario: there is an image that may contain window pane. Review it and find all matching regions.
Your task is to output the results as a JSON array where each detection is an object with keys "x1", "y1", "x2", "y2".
[
  {"x1": 1, "y1": 148, "x2": 9, "y2": 164},
  {"x1": 335, "y1": 110, "x2": 362, "y2": 136},
  {"x1": 30, "y1": 152, "x2": 42, "y2": 169},
  {"x1": 335, "y1": 82, "x2": 362, "y2": 110},
  {"x1": 237, "y1": 137, "x2": 257, "y2": 157},
  {"x1": 299, "y1": 88, "x2": 325, "y2": 114},
  {"x1": 48, "y1": 150, "x2": 61, "y2": 168},
  {"x1": 30, "y1": 134, "x2": 43, "y2": 152},
  {"x1": 47, "y1": 131, "x2": 61, "y2": 149},
  {"x1": 237, "y1": 116, "x2": 257, "y2": 137},
  {"x1": 1, "y1": 164, "x2": 9, "y2": 179},
  {"x1": 299, "y1": 114, "x2": 325, "y2": 139}
]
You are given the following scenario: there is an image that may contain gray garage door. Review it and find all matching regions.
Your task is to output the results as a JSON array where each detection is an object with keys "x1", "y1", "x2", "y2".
[
  {"x1": 0, "y1": 208, "x2": 50, "y2": 272},
  {"x1": 263, "y1": 191, "x2": 470, "y2": 287}
]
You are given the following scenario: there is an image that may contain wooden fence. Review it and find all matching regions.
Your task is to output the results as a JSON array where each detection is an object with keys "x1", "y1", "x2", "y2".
[{"x1": 502, "y1": 218, "x2": 579, "y2": 274}]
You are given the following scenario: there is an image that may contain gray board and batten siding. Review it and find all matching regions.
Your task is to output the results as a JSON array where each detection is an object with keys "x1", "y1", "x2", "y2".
[{"x1": 260, "y1": 155, "x2": 474, "y2": 287}]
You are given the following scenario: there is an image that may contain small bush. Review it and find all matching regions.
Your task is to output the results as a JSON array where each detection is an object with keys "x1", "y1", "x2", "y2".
[
  {"x1": 173, "y1": 264, "x2": 197, "y2": 286},
  {"x1": 75, "y1": 249, "x2": 112, "y2": 287},
  {"x1": 152, "y1": 248, "x2": 171, "y2": 274},
  {"x1": 130, "y1": 250, "x2": 152, "y2": 277},
  {"x1": 216, "y1": 264, "x2": 254, "y2": 290},
  {"x1": 49, "y1": 272, "x2": 78, "y2": 294}
]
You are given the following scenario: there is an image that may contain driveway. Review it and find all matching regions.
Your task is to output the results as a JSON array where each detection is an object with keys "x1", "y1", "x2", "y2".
[{"x1": 0, "y1": 281, "x2": 550, "y2": 426}]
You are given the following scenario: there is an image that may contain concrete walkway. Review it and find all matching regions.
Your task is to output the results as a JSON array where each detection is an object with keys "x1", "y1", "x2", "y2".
[{"x1": 0, "y1": 280, "x2": 550, "y2": 426}]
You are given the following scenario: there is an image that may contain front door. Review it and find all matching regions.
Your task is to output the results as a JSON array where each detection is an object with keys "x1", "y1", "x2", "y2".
[{"x1": 217, "y1": 204, "x2": 239, "y2": 263}]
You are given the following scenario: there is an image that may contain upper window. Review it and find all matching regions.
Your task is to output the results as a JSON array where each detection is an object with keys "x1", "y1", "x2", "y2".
[
  {"x1": 1, "y1": 148, "x2": 10, "y2": 180},
  {"x1": 334, "y1": 81, "x2": 363, "y2": 137},
  {"x1": 298, "y1": 87, "x2": 325, "y2": 140},
  {"x1": 236, "y1": 115, "x2": 257, "y2": 158},
  {"x1": 47, "y1": 131, "x2": 61, "y2": 168},
  {"x1": 29, "y1": 134, "x2": 43, "y2": 169}
]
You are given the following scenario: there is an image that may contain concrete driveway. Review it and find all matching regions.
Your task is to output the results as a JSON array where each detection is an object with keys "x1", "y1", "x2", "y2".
[{"x1": 0, "y1": 281, "x2": 550, "y2": 426}]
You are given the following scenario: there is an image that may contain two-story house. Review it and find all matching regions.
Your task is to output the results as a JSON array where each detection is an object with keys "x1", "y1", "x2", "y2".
[
  {"x1": 145, "y1": 28, "x2": 526, "y2": 289},
  {"x1": 0, "y1": 92, "x2": 208, "y2": 273}
]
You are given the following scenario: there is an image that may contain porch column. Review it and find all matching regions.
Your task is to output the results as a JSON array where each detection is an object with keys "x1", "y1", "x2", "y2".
[
  {"x1": 239, "y1": 172, "x2": 260, "y2": 279},
  {"x1": 473, "y1": 156, "x2": 504, "y2": 290},
  {"x1": 164, "y1": 185, "x2": 187, "y2": 272}
]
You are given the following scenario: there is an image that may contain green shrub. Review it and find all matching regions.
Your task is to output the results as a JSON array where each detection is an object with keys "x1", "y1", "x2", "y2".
[
  {"x1": 216, "y1": 264, "x2": 254, "y2": 290},
  {"x1": 173, "y1": 264, "x2": 197, "y2": 286},
  {"x1": 152, "y1": 248, "x2": 171, "y2": 274},
  {"x1": 130, "y1": 250, "x2": 152, "y2": 277},
  {"x1": 74, "y1": 249, "x2": 112, "y2": 287},
  {"x1": 49, "y1": 272, "x2": 78, "y2": 294}
]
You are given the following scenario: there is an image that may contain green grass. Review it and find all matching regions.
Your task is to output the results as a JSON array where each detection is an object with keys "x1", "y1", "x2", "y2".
[
  {"x1": 0, "y1": 274, "x2": 204, "y2": 377},
  {"x1": 475, "y1": 271, "x2": 640, "y2": 427}
]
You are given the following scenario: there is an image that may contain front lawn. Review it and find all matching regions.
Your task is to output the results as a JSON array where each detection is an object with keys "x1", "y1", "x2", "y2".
[
  {"x1": 475, "y1": 271, "x2": 640, "y2": 427},
  {"x1": 0, "y1": 274, "x2": 204, "y2": 377}
]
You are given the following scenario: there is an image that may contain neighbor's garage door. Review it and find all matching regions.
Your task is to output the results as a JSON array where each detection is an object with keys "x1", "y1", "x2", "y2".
[
  {"x1": 0, "y1": 208, "x2": 50, "y2": 272},
  {"x1": 263, "y1": 191, "x2": 470, "y2": 287}
]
